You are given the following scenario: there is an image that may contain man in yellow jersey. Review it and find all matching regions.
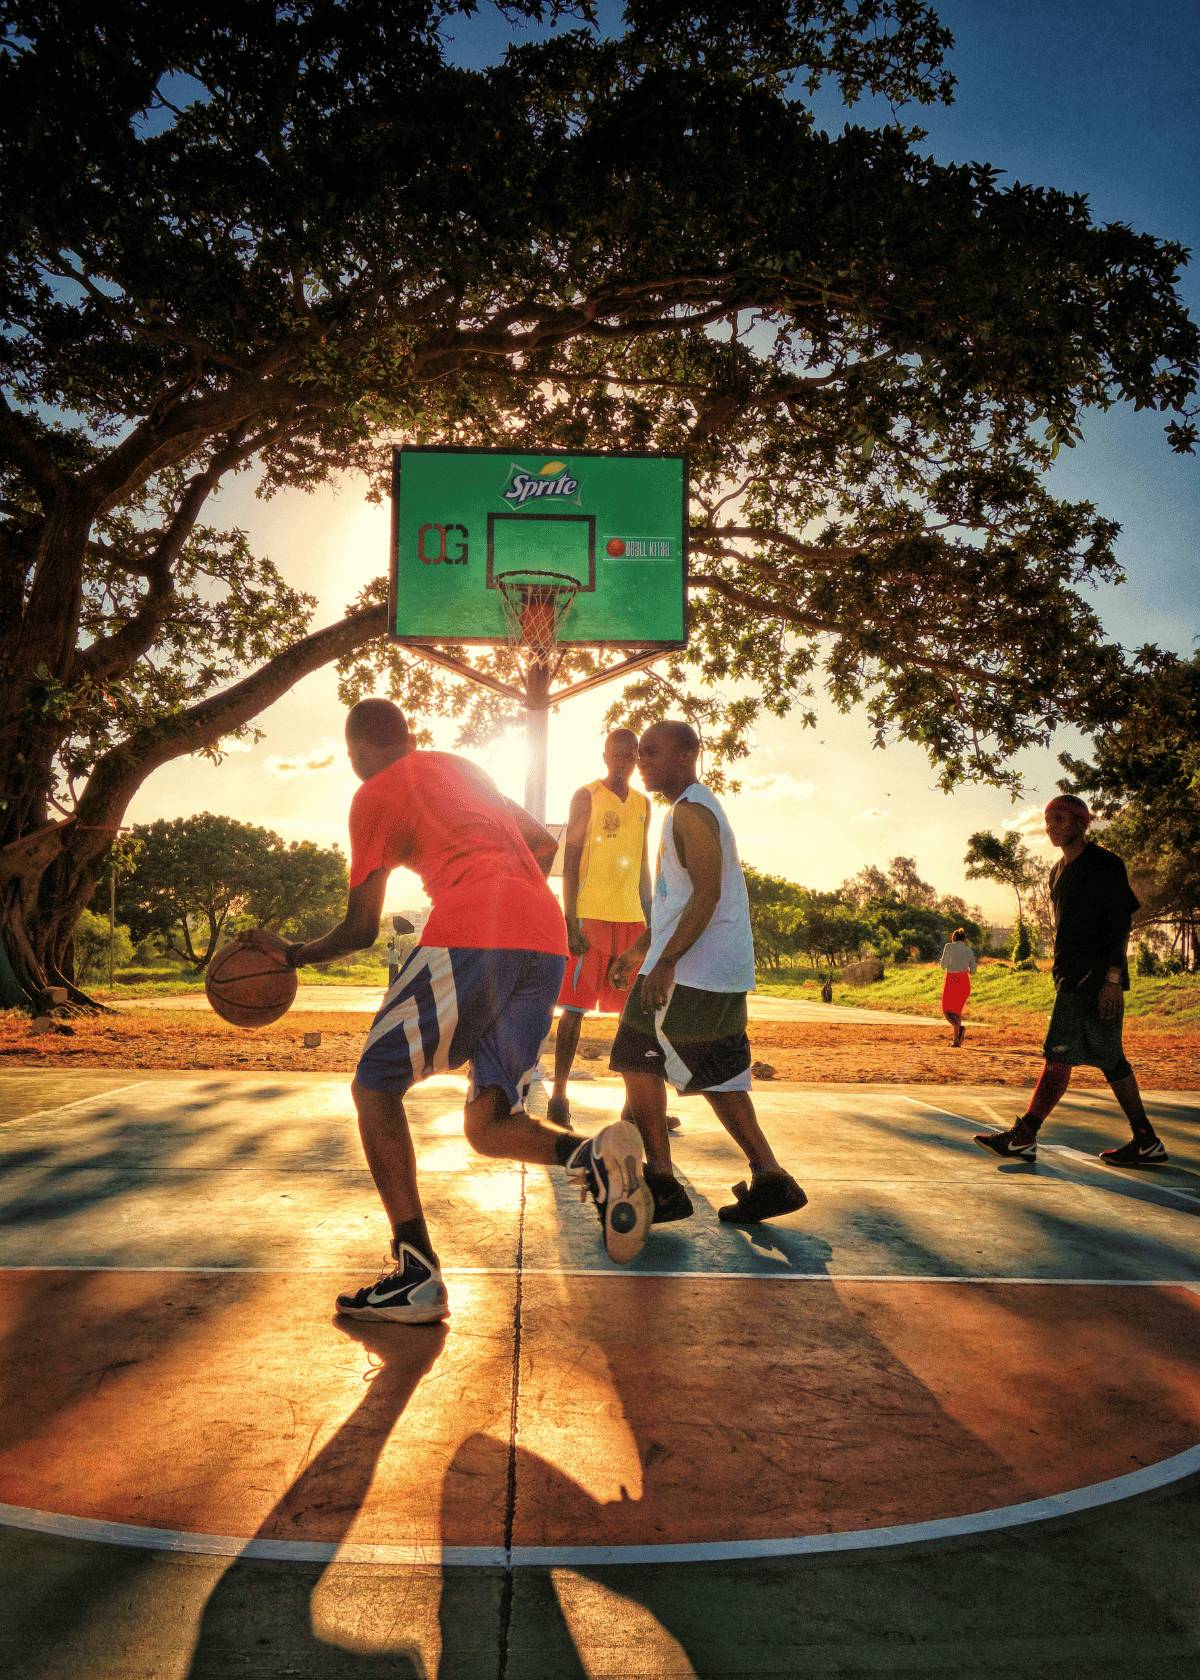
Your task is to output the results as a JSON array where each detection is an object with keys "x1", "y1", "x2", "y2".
[{"x1": 548, "y1": 729, "x2": 652, "y2": 1128}]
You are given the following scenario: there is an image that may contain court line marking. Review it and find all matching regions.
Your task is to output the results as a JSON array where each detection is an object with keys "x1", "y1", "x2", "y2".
[
  {"x1": 2, "y1": 1441, "x2": 1199, "y2": 1567},
  {"x1": 0, "y1": 1080, "x2": 149, "y2": 1124},
  {"x1": 0, "y1": 1264, "x2": 1197, "y2": 1285},
  {"x1": 895, "y1": 1095, "x2": 1200, "y2": 1208}
]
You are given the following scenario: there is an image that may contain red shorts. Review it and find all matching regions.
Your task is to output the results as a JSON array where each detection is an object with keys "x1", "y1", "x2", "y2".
[
  {"x1": 941, "y1": 971, "x2": 971, "y2": 1013},
  {"x1": 559, "y1": 919, "x2": 645, "y2": 1014}
]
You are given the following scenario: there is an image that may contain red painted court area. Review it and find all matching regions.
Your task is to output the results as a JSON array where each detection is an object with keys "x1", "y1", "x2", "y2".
[{"x1": 1, "y1": 1269, "x2": 1197, "y2": 1557}]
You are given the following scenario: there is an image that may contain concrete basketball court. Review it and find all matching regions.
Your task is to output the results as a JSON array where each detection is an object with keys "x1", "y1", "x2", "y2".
[{"x1": 0, "y1": 1068, "x2": 1197, "y2": 1678}]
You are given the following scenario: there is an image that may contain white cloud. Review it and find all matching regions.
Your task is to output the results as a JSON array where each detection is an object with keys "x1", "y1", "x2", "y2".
[
  {"x1": 855, "y1": 807, "x2": 891, "y2": 822},
  {"x1": 736, "y1": 773, "x2": 816, "y2": 803},
  {"x1": 265, "y1": 739, "x2": 340, "y2": 779},
  {"x1": 1003, "y1": 805, "x2": 1054, "y2": 846},
  {"x1": 213, "y1": 735, "x2": 254, "y2": 754}
]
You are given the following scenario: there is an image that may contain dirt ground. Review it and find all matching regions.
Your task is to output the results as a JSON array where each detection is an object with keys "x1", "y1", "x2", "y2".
[{"x1": 2, "y1": 1006, "x2": 1197, "y2": 1088}]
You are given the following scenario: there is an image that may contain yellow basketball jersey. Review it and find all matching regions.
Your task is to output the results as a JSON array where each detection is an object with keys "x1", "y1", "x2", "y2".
[{"x1": 575, "y1": 780, "x2": 649, "y2": 922}]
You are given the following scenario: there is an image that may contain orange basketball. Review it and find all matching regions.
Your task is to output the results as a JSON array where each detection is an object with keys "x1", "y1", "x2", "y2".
[{"x1": 205, "y1": 942, "x2": 298, "y2": 1028}]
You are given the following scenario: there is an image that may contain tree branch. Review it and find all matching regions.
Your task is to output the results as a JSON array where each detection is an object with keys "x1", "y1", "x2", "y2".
[{"x1": 0, "y1": 390, "x2": 67, "y2": 507}]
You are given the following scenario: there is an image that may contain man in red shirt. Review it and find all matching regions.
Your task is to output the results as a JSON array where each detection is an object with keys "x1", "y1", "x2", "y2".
[{"x1": 240, "y1": 699, "x2": 652, "y2": 1320}]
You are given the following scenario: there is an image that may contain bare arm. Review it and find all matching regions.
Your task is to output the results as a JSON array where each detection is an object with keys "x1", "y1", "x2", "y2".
[
  {"x1": 239, "y1": 868, "x2": 388, "y2": 968},
  {"x1": 560, "y1": 786, "x2": 592, "y2": 952},
  {"x1": 638, "y1": 799, "x2": 652, "y2": 925},
  {"x1": 503, "y1": 797, "x2": 559, "y2": 878}
]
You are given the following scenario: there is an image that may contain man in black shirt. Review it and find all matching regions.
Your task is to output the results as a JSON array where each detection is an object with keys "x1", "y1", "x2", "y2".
[{"x1": 974, "y1": 794, "x2": 1168, "y2": 1166}]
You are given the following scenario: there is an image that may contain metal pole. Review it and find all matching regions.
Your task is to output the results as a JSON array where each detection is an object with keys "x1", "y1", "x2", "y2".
[
  {"x1": 524, "y1": 658, "x2": 551, "y2": 822},
  {"x1": 108, "y1": 860, "x2": 116, "y2": 989}
]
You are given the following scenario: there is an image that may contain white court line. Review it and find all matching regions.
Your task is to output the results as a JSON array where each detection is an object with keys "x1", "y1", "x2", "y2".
[
  {"x1": 0, "y1": 1080, "x2": 149, "y2": 1124},
  {"x1": 0, "y1": 1263, "x2": 1197, "y2": 1285},
  {"x1": 3, "y1": 1441, "x2": 1200, "y2": 1567}
]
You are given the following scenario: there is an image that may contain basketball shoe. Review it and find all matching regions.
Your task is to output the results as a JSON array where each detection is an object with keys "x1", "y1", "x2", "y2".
[
  {"x1": 336, "y1": 1242, "x2": 450, "y2": 1324},
  {"x1": 718, "y1": 1170, "x2": 807, "y2": 1224},
  {"x1": 1099, "y1": 1136, "x2": 1169, "y2": 1166},
  {"x1": 973, "y1": 1124, "x2": 1037, "y2": 1162},
  {"x1": 566, "y1": 1119, "x2": 653, "y2": 1264}
]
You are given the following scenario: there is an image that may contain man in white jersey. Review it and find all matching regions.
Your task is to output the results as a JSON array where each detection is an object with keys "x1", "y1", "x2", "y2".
[{"x1": 608, "y1": 721, "x2": 807, "y2": 1226}]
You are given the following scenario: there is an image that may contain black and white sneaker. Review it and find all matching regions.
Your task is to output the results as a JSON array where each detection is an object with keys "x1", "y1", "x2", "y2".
[
  {"x1": 1099, "y1": 1136, "x2": 1169, "y2": 1167},
  {"x1": 566, "y1": 1119, "x2": 652, "y2": 1264},
  {"x1": 718, "y1": 1171, "x2": 807, "y2": 1224},
  {"x1": 973, "y1": 1126, "x2": 1037, "y2": 1162},
  {"x1": 336, "y1": 1243, "x2": 450, "y2": 1324}
]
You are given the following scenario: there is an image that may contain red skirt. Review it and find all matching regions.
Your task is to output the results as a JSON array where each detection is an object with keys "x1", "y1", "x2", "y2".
[{"x1": 941, "y1": 970, "x2": 971, "y2": 1014}]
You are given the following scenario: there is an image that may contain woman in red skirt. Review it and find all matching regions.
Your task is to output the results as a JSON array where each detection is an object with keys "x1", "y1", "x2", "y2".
[{"x1": 938, "y1": 927, "x2": 977, "y2": 1046}]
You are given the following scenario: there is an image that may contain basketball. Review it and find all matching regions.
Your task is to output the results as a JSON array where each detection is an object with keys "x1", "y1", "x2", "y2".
[
  {"x1": 606, "y1": 537, "x2": 626, "y2": 557},
  {"x1": 205, "y1": 942, "x2": 298, "y2": 1028}
]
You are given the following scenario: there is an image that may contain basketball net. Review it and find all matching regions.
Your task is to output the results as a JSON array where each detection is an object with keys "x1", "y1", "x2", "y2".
[{"x1": 494, "y1": 569, "x2": 580, "y2": 674}]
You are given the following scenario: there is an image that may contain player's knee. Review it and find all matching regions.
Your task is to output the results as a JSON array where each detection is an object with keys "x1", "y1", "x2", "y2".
[
  {"x1": 1104, "y1": 1057, "x2": 1133, "y2": 1083},
  {"x1": 463, "y1": 1087, "x2": 510, "y2": 1155}
]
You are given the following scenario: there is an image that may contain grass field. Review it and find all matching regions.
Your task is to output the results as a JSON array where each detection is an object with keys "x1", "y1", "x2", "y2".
[
  {"x1": 93, "y1": 955, "x2": 388, "y2": 996},
  {"x1": 759, "y1": 958, "x2": 1200, "y2": 1027}
]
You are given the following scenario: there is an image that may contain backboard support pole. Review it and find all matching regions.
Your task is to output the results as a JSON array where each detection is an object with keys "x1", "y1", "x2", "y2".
[{"x1": 524, "y1": 658, "x2": 551, "y2": 824}]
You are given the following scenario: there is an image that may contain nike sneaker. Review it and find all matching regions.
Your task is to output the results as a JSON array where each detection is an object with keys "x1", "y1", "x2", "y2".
[
  {"x1": 566, "y1": 1119, "x2": 652, "y2": 1264},
  {"x1": 973, "y1": 1126, "x2": 1037, "y2": 1162},
  {"x1": 1099, "y1": 1136, "x2": 1169, "y2": 1167},
  {"x1": 336, "y1": 1242, "x2": 450, "y2": 1324}
]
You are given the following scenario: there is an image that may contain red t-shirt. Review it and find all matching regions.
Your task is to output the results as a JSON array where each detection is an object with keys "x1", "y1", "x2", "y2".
[{"x1": 348, "y1": 751, "x2": 567, "y2": 956}]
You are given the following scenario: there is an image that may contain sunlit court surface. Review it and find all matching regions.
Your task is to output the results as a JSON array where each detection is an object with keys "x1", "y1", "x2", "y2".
[{"x1": 1, "y1": 1069, "x2": 1197, "y2": 1678}]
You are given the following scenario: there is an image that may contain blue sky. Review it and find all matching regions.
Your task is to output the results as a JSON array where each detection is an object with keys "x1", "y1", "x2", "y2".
[{"x1": 128, "y1": 1, "x2": 1199, "y2": 922}]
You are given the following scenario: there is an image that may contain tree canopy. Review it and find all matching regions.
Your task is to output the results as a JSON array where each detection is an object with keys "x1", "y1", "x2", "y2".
[
  {"x1": 2, "y1": 0, "x2": 1196, "y2": 1003},
  {"x1": 121, "y1": 814, "x2": 347, "y2": 968}
]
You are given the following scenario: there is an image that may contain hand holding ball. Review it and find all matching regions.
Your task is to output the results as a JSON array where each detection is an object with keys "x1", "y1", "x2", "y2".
[{"x1": 206, "y1": 941, "x2": 298, "y2": 1027}]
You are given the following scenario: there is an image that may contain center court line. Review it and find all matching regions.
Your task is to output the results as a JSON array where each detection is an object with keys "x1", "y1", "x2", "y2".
[
  {"x1": 3, "y1": 1441, "x2": 1199, "y2": 1567},
  {"x1": 0, "y1": 1264, "x2": 1197, "y2": 1284}
]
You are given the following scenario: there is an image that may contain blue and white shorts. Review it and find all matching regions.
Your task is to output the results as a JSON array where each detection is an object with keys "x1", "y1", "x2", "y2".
[{"x1": 355, "y1": 946, "x2": 566, "y2": 1111}]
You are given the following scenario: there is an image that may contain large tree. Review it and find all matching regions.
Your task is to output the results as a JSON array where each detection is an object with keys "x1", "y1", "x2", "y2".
[{"x1": 2, "y1": 1, "x2": 1197, "y2": 1004}]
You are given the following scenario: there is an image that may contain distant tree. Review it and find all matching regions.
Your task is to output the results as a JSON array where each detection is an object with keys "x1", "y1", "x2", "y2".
[
  {"x1": 964, "y1": 830, "x2": 1038, "y2": 929},
  {"x1": 744, "y1": 865, "x2": 807, "y2": 970},
  {"x1": 885, "y1": 856, "x2": 938, "y2": 910},
  {"x1": 796, "y1": 897, "x2": 876, "y2": 971},
  {"x1": 1010, "y1": 918, "x2": 1034, "y2": 965},
  {"x1": 839, "y1": 865, "x2": 892, "y2": 909},
  {"x1": 122, "y1": 815, "x2": 347, "y2": 969},
  {"x1": 3, "y1": 2, "x2": 1196, "y2": 1006},
  {"x1": 71, "y1": 907, "x2": 134, "y2": 986}
]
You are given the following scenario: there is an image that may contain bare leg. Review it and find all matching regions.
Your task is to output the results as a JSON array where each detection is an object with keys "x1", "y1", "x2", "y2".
[
  {"x1": 463, "y1": 1085, "x2": 568, "y2": 1165},
  {"x1": 553, "y1": 1009, "x2": 585, "y2": 1100},
  {"x1": 621, "y1": 1070, "x2": 673, "y2": 1175},
  {"x1": 1107, "y1": 1068, "x2": 1154, "y2": 1134},
  {"x1": 944, "y1": 1009, "x2": 961, "y2": 1044},
  {"x1": 352, "y1": 1079, "x2": 426, "y2": 1229},
  {"x1": 703, "y1": 1089, "x2": 782, "y2": 1173}
]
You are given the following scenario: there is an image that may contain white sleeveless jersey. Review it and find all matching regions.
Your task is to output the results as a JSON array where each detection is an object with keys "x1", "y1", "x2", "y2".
[{"x1": 641, "y1": 782, "x2": 756, "y2": 992}]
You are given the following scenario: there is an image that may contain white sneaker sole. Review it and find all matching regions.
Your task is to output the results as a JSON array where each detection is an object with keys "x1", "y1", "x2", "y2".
[
  {"x1": 595, "y1": 1119, "x2": 653, "y2": 1266},
  {"x1": 336, "y1": 1298, "x2": 450, "y2": 1324}
]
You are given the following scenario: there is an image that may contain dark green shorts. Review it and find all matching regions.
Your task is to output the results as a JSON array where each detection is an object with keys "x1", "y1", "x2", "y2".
[
  {"x1": 1042, "y1": 990, "x2": 1132, "y2": 1078},
  {"x1": 610, "y1": 975, "x2": 751, "y2": 1094}
]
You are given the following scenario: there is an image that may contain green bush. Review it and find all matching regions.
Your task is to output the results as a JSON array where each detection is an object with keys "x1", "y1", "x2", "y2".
[
  {"x1": 1135, "y1": 941, "x2": 1160, "y2": 977},
  {"x1": 1010, "y1": 919, "x2": 1033, "y2": 963},
  {"x1": 73, "y1": 908, "x2": 134, "y2": 983}
]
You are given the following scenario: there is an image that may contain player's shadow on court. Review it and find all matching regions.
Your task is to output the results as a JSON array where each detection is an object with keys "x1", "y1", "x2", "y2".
[{"x1": 183, "y1": 1319, "x2": 448, "y2": 1680}]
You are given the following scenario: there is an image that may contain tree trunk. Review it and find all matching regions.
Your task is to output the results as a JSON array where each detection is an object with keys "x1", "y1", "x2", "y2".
[{"x1": 0, "y1": 599, "x2": 389, "y2": 1009}]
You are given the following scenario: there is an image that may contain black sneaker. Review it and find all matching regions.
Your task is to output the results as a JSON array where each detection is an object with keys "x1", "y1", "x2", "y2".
[
  {"x1": 1099, "y1": 1136, "x2": 1169, "y2": 1167},
  {"x1": 565, "y1": 1120, "x2": 653, "y2": 1264},
  {"x1": 973, "y1": 1126, "x2": 1037, "y2": 1162},
  {"x1": 646, "y1": 1174, "x2": 694, "y2": 1225},
  {"x1": 718, "y1": 1172, "x2": 807, "y2": 1224},
  {"x1": 546, "y1": 1095, "x2": 574, "y2": 1129},
  {"x1": 336, "y1": 1243, "x2": 450, "y2": 1324}
]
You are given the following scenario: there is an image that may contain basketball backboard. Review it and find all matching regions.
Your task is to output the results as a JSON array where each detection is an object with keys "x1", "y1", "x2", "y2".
[{"x1": 391, "y1": 447, "x2": 686, "y2": 648}]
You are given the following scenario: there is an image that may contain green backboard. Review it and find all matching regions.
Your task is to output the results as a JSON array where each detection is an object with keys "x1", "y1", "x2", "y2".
[{"x1": 391, "y1": 447, "x2": 687, "y2": 648}]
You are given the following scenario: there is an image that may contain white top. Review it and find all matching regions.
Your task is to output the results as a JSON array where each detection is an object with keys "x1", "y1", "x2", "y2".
[
  {"x1": 939, "y1": 942, "x2": 977, "y2": 974},
  {"x1": 642, "y1": 783, "x2": 757, "y2": 993}
]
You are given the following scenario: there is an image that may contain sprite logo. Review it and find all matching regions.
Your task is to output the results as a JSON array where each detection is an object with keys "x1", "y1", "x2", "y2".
[{"x1": 502, "y1": 459, "x2": 581, "y2": 507}]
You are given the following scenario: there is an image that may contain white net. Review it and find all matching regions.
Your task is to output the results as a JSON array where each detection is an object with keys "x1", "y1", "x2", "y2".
[{"x1": 494, "y1": 569, "x2": 581, "y2": 665}]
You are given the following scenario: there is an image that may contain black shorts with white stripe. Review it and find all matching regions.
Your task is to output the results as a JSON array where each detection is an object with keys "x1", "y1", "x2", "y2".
[{"x1": 609, "y1": 975, "x2": 751, "y2": 1094}]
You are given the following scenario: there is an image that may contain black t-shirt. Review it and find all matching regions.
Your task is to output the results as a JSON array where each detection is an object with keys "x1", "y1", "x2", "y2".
[{"x1": 1049, "y1": 841, "x2": 1139, "y2": 994}]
